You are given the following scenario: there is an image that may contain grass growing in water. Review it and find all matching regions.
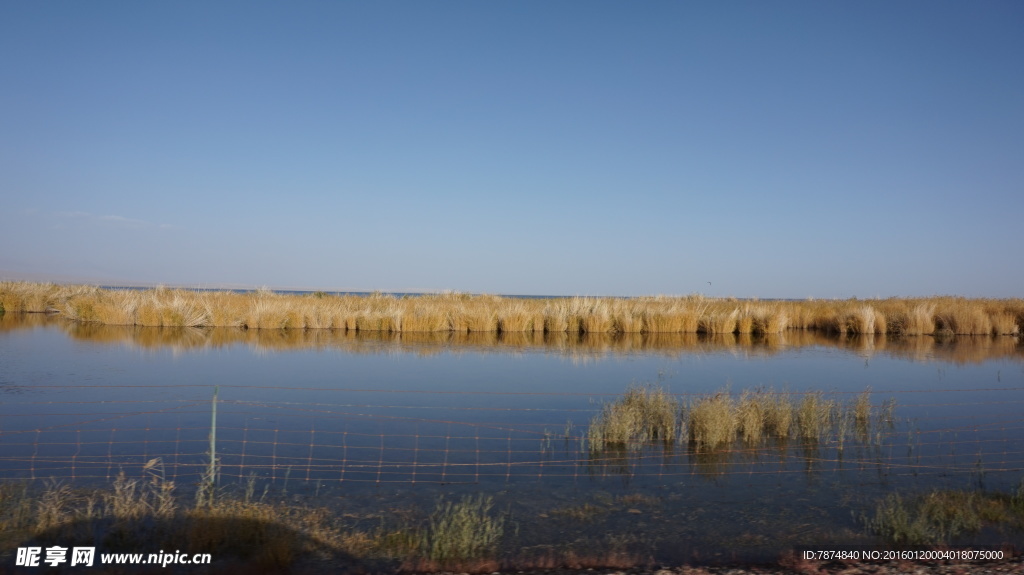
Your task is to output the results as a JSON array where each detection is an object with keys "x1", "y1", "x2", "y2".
[
  {"x1": 853, "y1": 388, "x2": 872, "y2": 436},
  {"x1": 687, "y1": 392, "x2": 737, "y2": 449},
  {"x1": 587, "y1": 385, "x2": 679, "y2": 451},
  {"x1": 734, "y1": 389, "x2": 795, "y2": 444},
  {"x1": 418, "y1": 494, "x2": 506, "y2": 566},
  {"x1": 796, "y1": 391, "x2": 836, "y2": 441},
  {"x1": 588, "y1": 386, "x2": 891, "y2": 455},
  {"x1": 761, "y1": 390, "x2": 794, "y2": 439},
  {"x1": 688, "y1": 388, "x2": 825, "y2": 449},
  {"x1": 864, "y1": 484, "x2": 1024, "y2": 545}
]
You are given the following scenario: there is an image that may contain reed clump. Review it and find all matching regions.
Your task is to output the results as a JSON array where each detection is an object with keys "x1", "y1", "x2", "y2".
[
  {"x1": 417, "y1": 494, "x2": 505, "y2": 567},
  {"x1": 588, "y1": 385, "x2": 679, "y2": 451},
  {"x1": 687, "y1": 392, "x2": 737, "y2": 449},
  {"x1": 761, "y1": 390, "x2": 794, "y2": 439},
  {"x1": 734, "y1": 390, "x2": 764, "y2": 443},
  {"x1": 796, "y1": 391, "x2": 836, "y2": 441},
  {"x1": 688, "y1": 388, "x2": 805, "y2": 448},
  {"x1": 2, "y1": 282, "x2": 1021, "y2": 336},
  {"x1": 735, "y1": 389, "x2": 796, "y2": 443},
  {"x1": 853, "y1": 388, "x2": 872, "y2": 435},
  {"x1": 864, "y1": 486, "x2": 1024, "y2": 546},
  {"x1": 729, "y1": 387, "x2": 882, "y2": 449}
]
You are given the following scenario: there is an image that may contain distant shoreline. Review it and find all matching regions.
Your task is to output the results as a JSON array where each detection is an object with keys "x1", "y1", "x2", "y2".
[{"x1": 2, "y1": 281, "x2": 1020, "y2": 336}]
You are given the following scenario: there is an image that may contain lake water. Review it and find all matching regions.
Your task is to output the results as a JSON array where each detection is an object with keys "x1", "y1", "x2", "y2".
[{"x1": 2, "y1": 313, "x2": 1023, "y2": 563}]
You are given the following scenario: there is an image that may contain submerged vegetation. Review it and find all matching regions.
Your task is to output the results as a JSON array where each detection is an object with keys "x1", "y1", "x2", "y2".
[
  {"x1": 1, "y1": 281, "x2": 1022, "y2": 335},
  {"x1": 864, "y1": 481, "x2": 1024, "y2": 545}
]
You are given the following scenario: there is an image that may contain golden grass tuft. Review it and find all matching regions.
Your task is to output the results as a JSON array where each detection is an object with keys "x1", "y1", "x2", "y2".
[
  {"x1": 611, "y1": 305, "x2": 643, "y2": 333},
  {"x1": 699, "y1": 309, "x2": 738, "y2": 335},
  {"x1": 497, "y1": 301, "x2": 531, "y2": 332},
  {"x1": 938, "y1": 300, "x2": 993, "y2": 335},
  {"x1": 850, "y1": 305, "x2": 876, "y2": 334},
  {"x1": 735, "y1": 390, "x2": 765, "y2": 443},
  {"x1": 853, "y1": 388, "x2": 872, "y2": 434},
  {"x1": 588, "y1": 385, "x2": 679, "y2": 451},
  {"x1": 736, "y1": 312, "x2": 755, "y2": 334},
  {"x1": 643, "y1": 311, "x2": 682, "y2": 333},
  {"x1": 687, "y1": 392, "x2": 737, "y2": 449},
  {"x1": 579, "y1": 298, "x2": 613, "y2": 334},
  {"x1": 764, "y1": 309, "x2": 789, "y2": 334},
  {"x1": 796, "y1": 391, "x2": 835, "y2": 441},
  {"x1": 905, "y1": 303, "x2": 936, "y2": 336},
  {"x1": 990, "y1": 312, "x2": 1019, "y2": 335},
  {"x1": 762, "y1": 390, "x2": 794, "y2": 439},
  {"x1": 404, "y1": 309, "x2": 450, "y2": 332},
  {"x1": 690, "y1": 388, "x2": 799, "y2": 447}
]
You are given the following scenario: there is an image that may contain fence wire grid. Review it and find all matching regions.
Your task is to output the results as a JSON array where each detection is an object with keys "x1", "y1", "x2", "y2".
[{"x1": 3, "y1": 385, "x2": 1024, "y2": 490}]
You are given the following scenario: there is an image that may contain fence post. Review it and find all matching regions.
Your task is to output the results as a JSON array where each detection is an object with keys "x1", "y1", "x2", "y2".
[{"x1": 209, "y1": 386, "x2": 218, "y2": 487}]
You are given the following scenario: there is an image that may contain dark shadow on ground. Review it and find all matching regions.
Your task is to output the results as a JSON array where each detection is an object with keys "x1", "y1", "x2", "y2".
[{"x1": 4, "y1": 514, "x2": 388, "y2": 574}]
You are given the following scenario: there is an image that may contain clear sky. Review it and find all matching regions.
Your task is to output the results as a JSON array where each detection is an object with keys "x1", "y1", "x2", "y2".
[{"x1": 2, "y1": 2, "x2": 1022, "y2": 298}]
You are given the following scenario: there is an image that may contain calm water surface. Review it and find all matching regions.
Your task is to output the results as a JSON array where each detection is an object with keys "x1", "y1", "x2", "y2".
[{"x1": 2, "y1": 314, "x2": 1023, "y2": 562}]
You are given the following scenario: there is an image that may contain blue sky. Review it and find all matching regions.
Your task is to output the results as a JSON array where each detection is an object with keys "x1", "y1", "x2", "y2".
[{"x1": 2, "y1": 2, "x2": 1022, "y2": 298}]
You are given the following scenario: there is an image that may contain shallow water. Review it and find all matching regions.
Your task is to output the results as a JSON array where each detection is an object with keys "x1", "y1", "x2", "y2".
[{"x1": 2, "y1": 313, "x2": 1023, "y2": 562}]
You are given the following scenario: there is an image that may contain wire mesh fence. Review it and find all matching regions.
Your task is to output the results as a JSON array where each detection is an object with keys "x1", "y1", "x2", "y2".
[{"x1": 3, "y1": 385, "x2": 1024, "y2": 492}]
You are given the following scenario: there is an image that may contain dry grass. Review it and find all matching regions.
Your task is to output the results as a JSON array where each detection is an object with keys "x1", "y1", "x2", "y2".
[
  {"x1": 853, "y1": 388, "x2": 872, "y2": 435},
  {"x1": 587, "y1": 385, "x2": 679, "y2": 451},
  {"x1": 2, "y1": 282, "x2": 1022, "y2": 336},
  {"x1": 736, "y1": 389, "x2": 788, "y2": 444},
  {"x1": 762, "y1": 390, "x2": 794, "y2": 439},
  {"x1": 567, "y1": 386, "x2": 890, "y2": 453},
  {"x1": 689, "y1": 388, "x2": 804, "y2": 448},
  {"x1": 2, "y1": 472, "x2": 517, "y2": 573},
  {"x1": 905, "y1": 303, "x2": 937, "y2": 335},
  {"x1": 687, "y1": 392, "x2": 737, "y2": 449},
  {"x1": 796, "y1": 391, "x2": 835, "y2": 441},
  {"x1": 8, "y1": 309, "x2": 1018, "y2": 366},
  {"x1": 734, "y1": 390, "x2": 764, "y2": 443},
  {"x1": 699, "y1": 309, "x2": 738, "y2": 335}
]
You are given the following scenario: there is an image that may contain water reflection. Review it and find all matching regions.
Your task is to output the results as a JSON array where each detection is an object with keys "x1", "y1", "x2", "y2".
[
  {"x1": 3, "y1": 312, "x2": 1024, "y2": 563},
  {"x1": 2, "y1": 313, "x2": 1021, "y2": 364}
]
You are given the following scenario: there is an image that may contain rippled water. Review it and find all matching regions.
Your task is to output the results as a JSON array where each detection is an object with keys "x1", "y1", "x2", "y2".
[{"x1": 2, "y1": 313, "x2": 1023, "y2": 562}]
